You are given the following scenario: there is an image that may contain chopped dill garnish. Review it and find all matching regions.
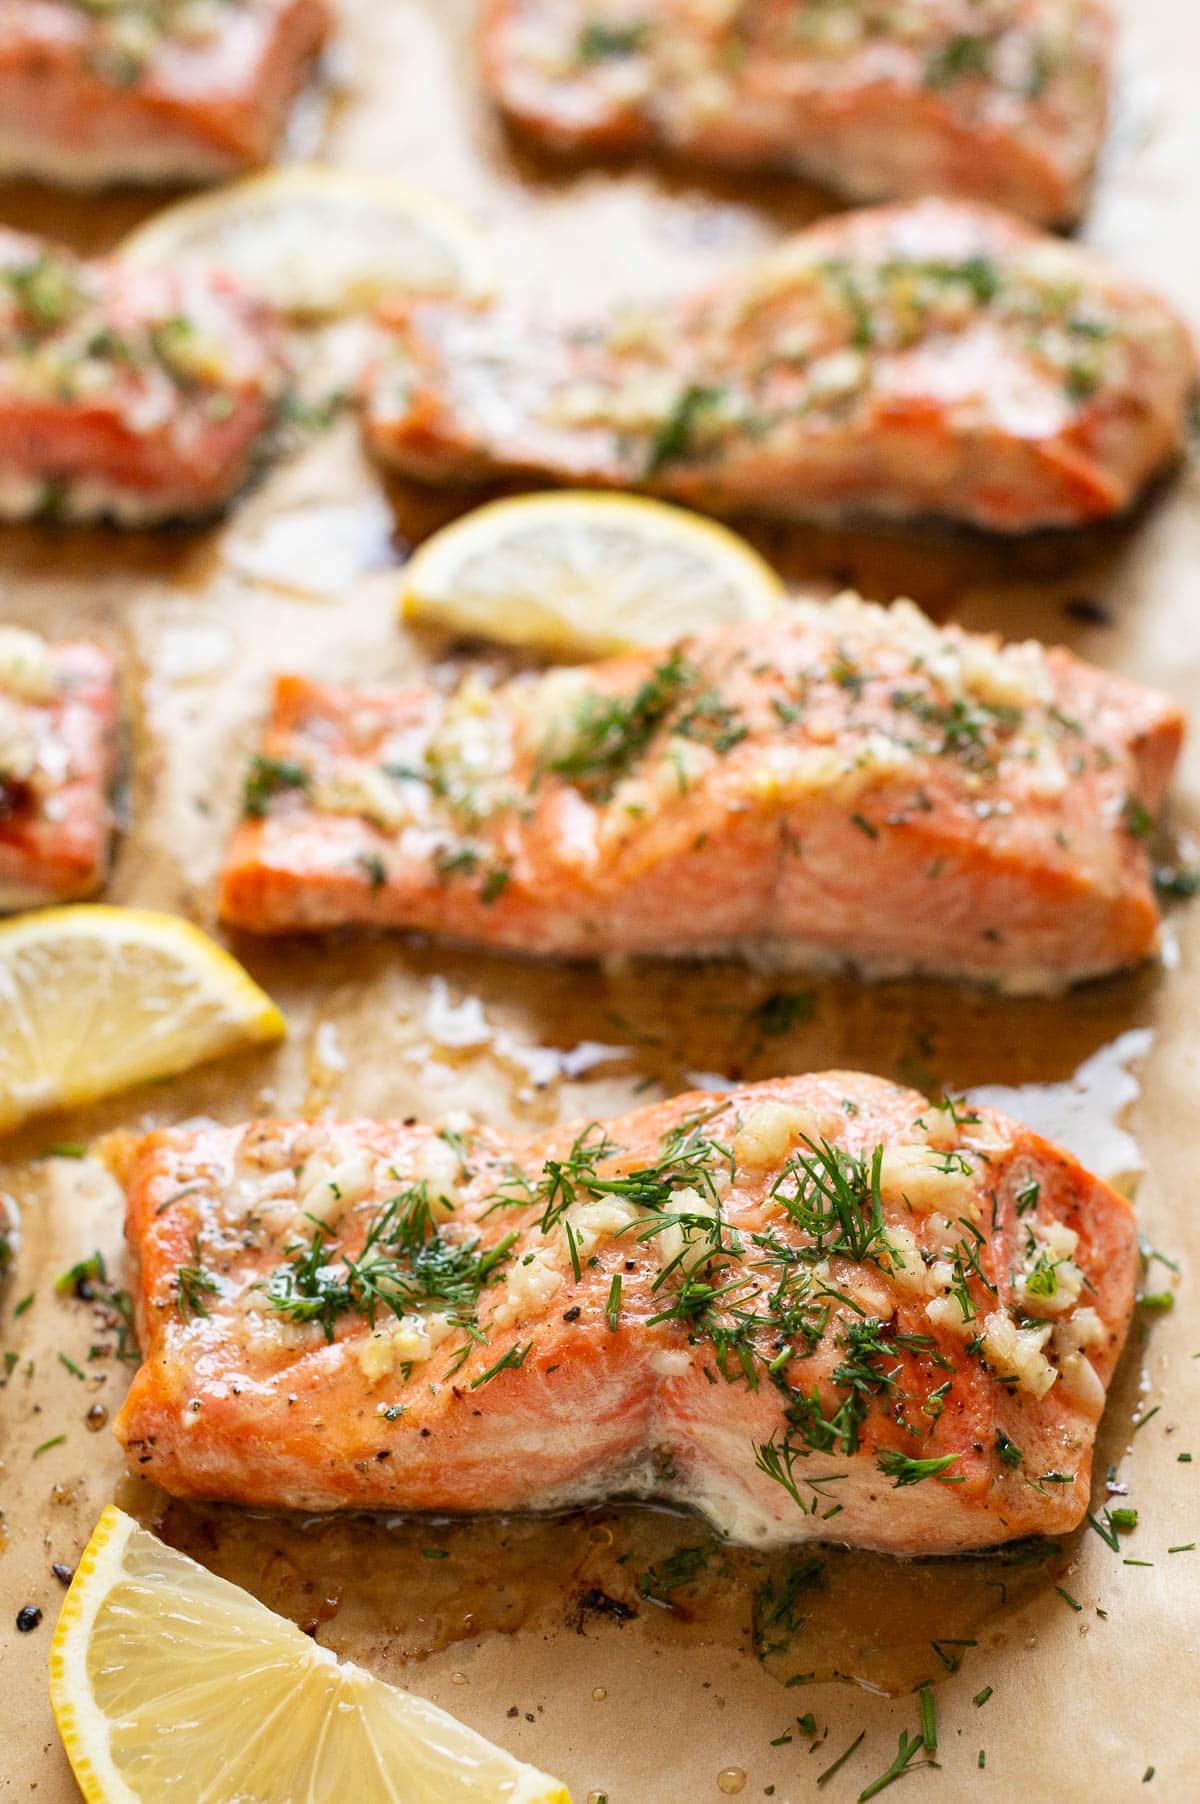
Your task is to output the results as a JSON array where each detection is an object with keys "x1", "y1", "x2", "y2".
[
  {"x1": 578, "y1": 20, "x2": 650, "y2": 60},
  {"x1": 242, "y1": 755, "x2": 310, "y2": 819},
  {"x1": 858, "y1": 1728, "x2": 931, "y2": 1801},
  {"x1": 747, "y1": 990, "x2": 815, "y2": 1039},
  {"x1": 644, "y1": 384, "x2": 725, "y2": 477},
  {"x1": 175, "y1": 1244, "x2": 220, "y2": 1321},
  {"x1": 876, "y1": 1449, "x2": 961, "y2": 1487},
  {"x1": 636, "y1": 1540, "x2": 715, "y2": 1606},
  {"x1": 469, "y1": 1340, "x2": 530, "y2": 1389},
  {"x1": 264, "y1": 1184, "x2": 516, "y2": 1345},
  {"x1": 752, "y1": 1554, "x2": 825, "y2": 1658},
  {"x1": 541, "y1": 651, "x2": 693, "y2": 801}
]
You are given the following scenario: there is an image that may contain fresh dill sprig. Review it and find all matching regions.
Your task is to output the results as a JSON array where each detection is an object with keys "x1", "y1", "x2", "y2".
[{"x1": 264, "y1": 1183, "x2": 516, "y2": 1343}]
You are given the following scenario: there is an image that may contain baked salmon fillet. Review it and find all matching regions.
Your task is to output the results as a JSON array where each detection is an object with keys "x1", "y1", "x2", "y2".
[
  {"x1": 0, "y1": 229, "x2": 286, "y2": 523},
  {"x1": 219, "y1": 593, "x2": 1183, "y2": 993},
  {"x1": 0, "y1": 0, "x2": 331, "y2": 188},
  {"x1": 0, "y1": 627, "x2": 119, "y2": 909},
  {"x1": 481, "y1": 0, "x2": 1113, "y2": 228},
  {"x1": 363, "y1": 199, "x2": 1195, "y2": 534},
  {"x1": 113, "y1": 1073, "x2": 1138, "y2": 1551}
]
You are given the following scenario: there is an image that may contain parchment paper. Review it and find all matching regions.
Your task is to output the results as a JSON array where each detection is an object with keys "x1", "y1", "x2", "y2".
[{"x1": 2, "y1": 3, "x2": 1199, "y2": 1800}]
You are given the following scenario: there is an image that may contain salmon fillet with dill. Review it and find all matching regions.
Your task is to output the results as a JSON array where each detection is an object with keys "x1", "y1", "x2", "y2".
[
  {"x1": 0, "y1": 228, "x2": 287, "y2": 523},
  {"x1": 114, "y1": 1073, "x2": 1138, "y2": 1552},
  {"x1": 364, "y1": 199, "x2": 1194, "y2": 534},
  {"x1": 219, "y1": 592, "x2": 1184, "y2": 993},
  {"x1": 481, "y1": 0, "x2": 1114, "y2": 228}
]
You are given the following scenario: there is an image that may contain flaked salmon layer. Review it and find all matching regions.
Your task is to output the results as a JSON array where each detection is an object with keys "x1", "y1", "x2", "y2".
[
  {"x1": 0, "y1": 628, "x2": 119, "y2": 908},
  {"x1": 219, "y1": 593, "x2": 1184, "y2": 992},
  {"x1": 113, "y1": 1073, "x2": 1138, "y2": 1551},
  {"x1": 0, "y1": 0, "x2": 331, "y2": 188},
  {"x1": 0, "y1": 229, "x2": 287, "y2": 523},
  {"x1": 364, "y1": 199, "x2": 1195, "y2": 534},
  {"x1": 481, "y1": 0, "x2": 1114, "y2": 228}
]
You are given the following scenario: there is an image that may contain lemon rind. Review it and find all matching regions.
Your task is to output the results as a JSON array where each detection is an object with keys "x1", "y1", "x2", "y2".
[
  {"x1": 401, "y1": 490, "x2": 786, "y2": 656},
  {"x1": 119, "y1": 166, "x2": 495, "y2": 311}
]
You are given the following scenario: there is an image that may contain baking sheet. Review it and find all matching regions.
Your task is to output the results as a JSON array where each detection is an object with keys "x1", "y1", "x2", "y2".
[{"x1": 2, "y1": 2, "x2": 1200, "y2": 1799}]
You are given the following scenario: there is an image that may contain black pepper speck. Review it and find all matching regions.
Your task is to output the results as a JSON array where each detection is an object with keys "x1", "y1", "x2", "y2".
[{"x1": 16, "y1": 1605, "x2": 42, "y2": 1632}]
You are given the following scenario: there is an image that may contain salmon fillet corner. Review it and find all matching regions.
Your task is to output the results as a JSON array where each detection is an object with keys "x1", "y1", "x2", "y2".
[
  {"x1": 0, "y1": 0, "x2": 332, "y2": 187},
  {"x1": 0, "y1": 629, "x2": 119, "y2": 909}
]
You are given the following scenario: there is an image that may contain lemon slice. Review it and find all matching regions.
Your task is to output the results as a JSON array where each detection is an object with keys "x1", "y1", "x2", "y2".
[
  {"x1": 120, "y1": 167, "x2": 494, "y2": 316},
  {"x1": 0, "y1": 907, "x2": 284, "y2": 1132},
  {"x1": 51, "y1": 1507, "x2": 571, "y2": 1804},
  {"x1": 401, "y1": 492, "x2": 786, "y2": 657}
]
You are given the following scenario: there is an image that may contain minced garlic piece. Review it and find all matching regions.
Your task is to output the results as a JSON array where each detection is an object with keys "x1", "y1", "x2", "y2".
[
  {"x1": 561, "y1": 1195, "x2": 641, "y2": 1262},
  {"x1": 1054, "y1": 1305, "x2": 1105, "y2": 1356},
  {"x1": 312, "y1": 761, "x2": 411, "y2": 832},
  {"x1": 981, "y1": 1310, "x2": 1057, "y2": 1400},
  {"x1": 734, "y1": 1100, "x2": 831, "y2": 1173},
  {"x1": 925, "y1": 1271, "x2": 974, "y2": 1333},
  {"x1": 878, "y1": 1144, "x2": 978, "y2": 1217},
  {"x1": 881, "y1": 1224, "x2": 933, "y2": 1295},
  {"x1": 520, "y1": 669, "x2": 593, "y2": 761},
  {"x1": 491, "y1": 1248, "x2": 563, "y2": 1329},
  {"x1": 750, "y1": 734, "x2": 914, "y2": 809},
  {"x1": 654, "y1": 1186, "x2": 720, "y2": 1274},
  {"x1": 411, "y1": 1136, "x2": 462, "y2": 1219},
  {"x1": 0, "y1": 699, "x2": 38, "y2": 784},
  {"x1": 357, "y1": 1310, "x2": 455, "y2": 1384},
  {"x1": 1049, "y1": 1307, "x2": 1107, "y2": 1411},
  {"x1": 1018, "y1": 1219, "x2": 1084, "y2": 1318},
  {"x1": 0, "y1": 627, "x2": 55, "y2": 704},
  {"x1": 654, "y1": 735, "x2": 716, "y2": 801},
  {"x1": 296, "y1": 1146, "x2": 376, "y2": 1228}
]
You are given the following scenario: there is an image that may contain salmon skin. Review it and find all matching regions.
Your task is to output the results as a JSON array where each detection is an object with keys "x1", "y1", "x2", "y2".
[
  {"x1": 481, "y1": 0, "x2": 1114, "y2": 229},
  {"x1": 0, "y1": 0, "x2": 331, "y2": 188},
  {"x1": 0, "y1": 229, "x2": 286, "y2": 524},
  {"x1": 363, "y1": 199, "x2": 1195, "y2": 534},
  {"x1": 0, "y1": 629, "x2": 119, "y2": 910},
  {"x1": 219, "y1": 593, "x2": 1183, "y2": 993},
  {"x1": 113, "y1": 1073, "x2": 1137, "y2": 1552}
]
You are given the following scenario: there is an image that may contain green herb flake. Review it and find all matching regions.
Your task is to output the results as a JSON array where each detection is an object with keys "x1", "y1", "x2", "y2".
[
  {"x1": 876, "y1": 1449, "x2": 960, "y2": 1488},
  {"x1": 858, "y1": 1729, "x2": 929, "y2": 1801},
  {"x1": 816, "y1": 1729, "x2": 865, "y2": 1789},
  {"x1": 242, "y1": 755, "x2": 311, "y2": 819},
  {"x1": 578, "y1": 20, "x2": 650, "y2": 61},
  {"x1": 644, "y1": 384, "x2": 725, "y2": 478}
]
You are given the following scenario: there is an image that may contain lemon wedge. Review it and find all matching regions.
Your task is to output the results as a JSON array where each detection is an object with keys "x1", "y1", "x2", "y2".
[
  {"x1": 0, "y1": 907, "x2": 284, "y2": 1132},
  {"x1": 51, "y1": 1507, "x2": 571, "y2": 1804},
  {"x1": 120, "y1": 167, "x2": 494, "y2": 316},
  {"x1": 401, "y1": 491, "x2": 786, "y2": 657}
]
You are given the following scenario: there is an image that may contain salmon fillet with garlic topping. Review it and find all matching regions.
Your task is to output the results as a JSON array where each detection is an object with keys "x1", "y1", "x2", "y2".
[
  {"x1": 364, "y1": 199, "x2": 1195, "y2": 534},
  {"x1": 219, "y1": 593, "x2": 1183, "y2": 993},
  {"x1": 113, "y1": 1073, "x2": 1137, "y2": 1551},
  {"x1": 481, "y1": 0, "x2": 1114, "y2": 228},
  {"x1": 0, "y1": 628, "x2": 119, "y2": 910},
  {"x1": 0, "y1": 229, "x2": 286, "y2": 523},
  {"x1": 0, "y1": 0, "x2": 331, "y2": 187}
]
